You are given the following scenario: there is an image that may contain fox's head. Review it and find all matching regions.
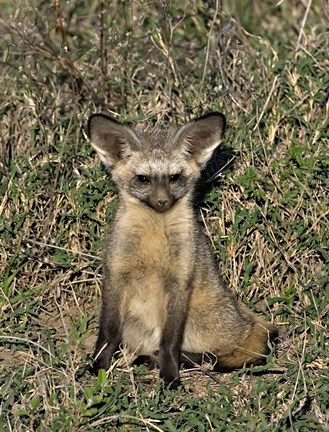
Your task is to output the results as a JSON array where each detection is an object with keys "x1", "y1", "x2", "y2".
[{"x1": 87, "y1": 113, "x2": 225, "y2": 212}]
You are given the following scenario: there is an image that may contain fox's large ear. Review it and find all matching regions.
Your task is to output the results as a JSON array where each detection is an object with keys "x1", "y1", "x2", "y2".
[
  {"x1": 87, "y1": 114, "x2": 140, "y2": 169},
  {"x1": 173, "y1": 113, "x2": 226, "y2": 167}
]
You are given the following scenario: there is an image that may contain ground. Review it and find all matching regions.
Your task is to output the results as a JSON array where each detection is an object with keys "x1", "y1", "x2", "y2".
[{"x1": 0, "y1": 1, "x2": 328, "y2": 431}]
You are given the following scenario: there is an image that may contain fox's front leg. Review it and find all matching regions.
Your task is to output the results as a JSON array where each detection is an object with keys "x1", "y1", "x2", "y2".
[
  {"x1": 158, "y1": 280, "x2": 190, "y2": 389},
  {"x1": 91, "y1": 279, "x2": 122, "y2": 374}
]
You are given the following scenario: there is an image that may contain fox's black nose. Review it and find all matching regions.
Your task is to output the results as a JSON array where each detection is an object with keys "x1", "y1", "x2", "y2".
[{"x1": 157, "y1": 199, "x2": 169, "y2": 207}]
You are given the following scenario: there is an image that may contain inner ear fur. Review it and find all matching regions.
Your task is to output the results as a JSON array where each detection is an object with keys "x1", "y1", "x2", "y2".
[
  {"x1": 174, "y1": 113, "x2": 226, "y2": 166},
  {"x1": 87, "y1": 114, "x2": 140, "y2": 168}
]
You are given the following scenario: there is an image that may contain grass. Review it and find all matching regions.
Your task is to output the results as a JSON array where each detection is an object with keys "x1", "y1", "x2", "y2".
[{"x1": 0, "y1": 0, "x2": 328, "y2": 430}]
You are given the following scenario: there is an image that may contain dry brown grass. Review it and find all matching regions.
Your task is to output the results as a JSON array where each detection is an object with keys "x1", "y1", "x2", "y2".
[{"x1": 0, "y1": 1, "x2": 328, "y2": 430}]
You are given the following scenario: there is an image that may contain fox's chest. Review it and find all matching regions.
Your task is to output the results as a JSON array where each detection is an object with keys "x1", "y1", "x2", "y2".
[
  {"x1": 106, "y1": 206, "x2": 194, "y2": 355},
  {"x1": 111, "y1": 212, "x2": 191, "y2": 273},
  {"x1": 113, "y1": 221, "x2": 172, "y2": 354}
]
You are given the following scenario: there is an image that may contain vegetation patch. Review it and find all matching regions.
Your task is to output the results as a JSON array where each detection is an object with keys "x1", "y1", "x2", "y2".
[{"x1": 0, "y1": 1, "x2": 328, "y2": 430}]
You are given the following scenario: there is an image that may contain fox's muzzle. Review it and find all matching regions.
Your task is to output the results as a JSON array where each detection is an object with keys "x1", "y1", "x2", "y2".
[{"x1": 148, "y1": 177, "x2": 175, "y2": 212}]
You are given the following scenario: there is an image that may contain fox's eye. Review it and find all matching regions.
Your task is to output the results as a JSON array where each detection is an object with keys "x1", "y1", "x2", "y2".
[
  {"x1": 137, "y1": 175, "x2": 151, "y2": 183},
  {"x1": 169, "y1": 174, "x2": 181, "y2": 182}
]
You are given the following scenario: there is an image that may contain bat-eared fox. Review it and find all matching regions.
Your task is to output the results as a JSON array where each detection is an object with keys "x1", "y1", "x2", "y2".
[{"x1": 87, "y1": 112, "x2": 277, "y2": 389}]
